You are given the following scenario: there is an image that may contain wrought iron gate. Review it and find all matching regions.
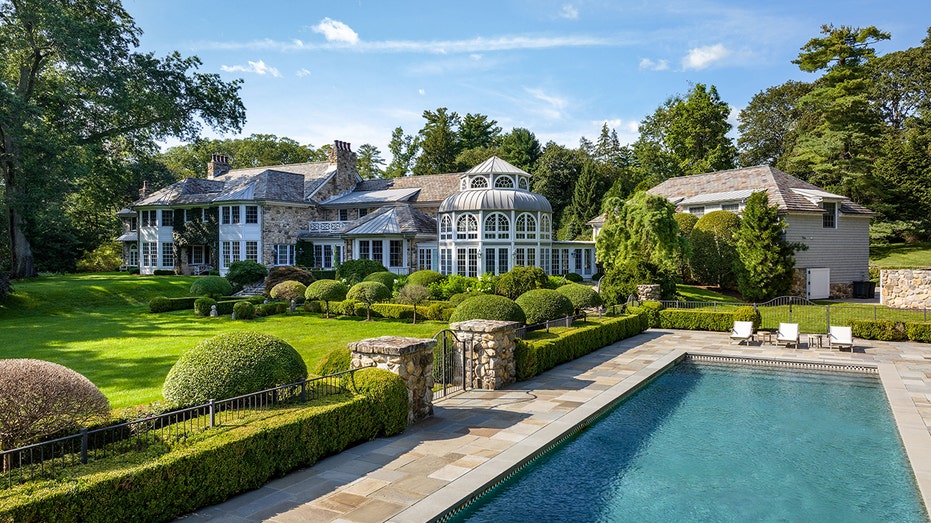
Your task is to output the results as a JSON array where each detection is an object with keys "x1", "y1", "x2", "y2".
[{"x1": 432, "y1": 329, "x2": 469, "y2": 400}]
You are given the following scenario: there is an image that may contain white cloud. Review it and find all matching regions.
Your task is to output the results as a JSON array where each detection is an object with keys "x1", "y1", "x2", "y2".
[
  {"x1": 560, "y1": 4, "x2": 579, "y2": 19},
  {"x1": 296, "y1": 68, "x2": 311, "y2": 77},
  {"x1": 638, "y1": 58, "x2": 669, "y2": 71},
  {"x1": 469, "y1": 53, "x2": 483, "y2": 61},
  {"x1": 220, "y1": 60, "x2": 281, "y2": 77},
  {"x1": 682, "y1": 43, "x2": 731, "y2": 70},
  {"x1": 311, "y1": 17, "x2": 359, "y2": 44},
  {"x1": 524, "y1": 87, "x2": 568, "y2": 120},
  {"x1": 418, "y1": 88, "x2": 426, "y2": 95}
]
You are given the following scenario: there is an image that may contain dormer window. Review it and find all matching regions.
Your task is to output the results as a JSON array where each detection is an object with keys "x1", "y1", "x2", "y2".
[
  {"x1": 822, "y1": 201, "x2": 837, "y2": 228},
  {"x1": 518, "y1": 177, "x2": 529, "y2": 190},
  {"x1": 470, "y1": 177, "x2": 488, "y2": 189},
  {"x1": 494, "y1": 176, "x2": 514, "y2": 189}
]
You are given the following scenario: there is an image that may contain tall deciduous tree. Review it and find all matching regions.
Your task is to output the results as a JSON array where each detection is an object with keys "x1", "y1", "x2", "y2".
[
  {"x1": 0, "y1": 0, "x2": 245, "y2": 277},
  {"x1": 385, "y1": 126, "x2": 419, "y2": 178},
  {"x1": 737, "y1": 80, "x2": 813, "y2": 168},
  {"x1": 531, "y1": 142, "x2": 582, "y2": 229},
  {"x1": 160, "y1": 134, "x2": 322, "y2": 179},
  {"x1": 413, "y1": 107, "x2": 461, "y2": 176},
  {"x1": 733, "y1": 191, "x2": 797, "y2": 301}
]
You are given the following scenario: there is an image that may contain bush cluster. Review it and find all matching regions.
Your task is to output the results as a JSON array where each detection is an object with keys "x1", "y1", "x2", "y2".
[
  {"x1": 232, "y1": 301, "x2": 255, "y2": 320},
  {"x1": 407, "y1": 270, "x2": 443, "y2": 287},
  {"x1": 0, "y1": 369, "x2": 407, "y2": 523},
  {"x1": 657, "y1": 309, "x2": 735, "y2": 331},
  {"x1": 162, "y1": 332, "x2": 308, "y2": 407},
  {"x1": 305, "y1": 279, "x2": 349, "y2": 317},
  {"x1": 226, "y1": 260, "x2": 268, "y2": 288},
  {"x1": 449, "y1": 294, "x2": 526, "y2": 324},
  {"x1": 194, "y1": 297, "x2": 217, "y2": 317},
  {"x1": 362, "y1": 271, "x2": 398, "y2": 289},
  {"x1": 264, "y1": 266, "x2": 314, "y2": 296},
  {"x1": 255, "y1": 302, "x2": 289, "y2": 317},
  {"x1": 733, "y1": 306, "x2": 762, "y2": 332},
  {"x1": 516, "y1": 289, "x2": 575, "y2": 325},
  {"x1": 428, "y1": 274, "x2": 479, "y2": 299},
  {"x1": 336, "y1": 259, "x2": 388, "y2": 286},
  {"x1": 190, "y1": 276, "x2": 233, "y2": 299},
  {"x1": 515, "y1": 314, "x2": 649, "y2": 380},
  {"x1": 850, "y1": 319, "x2": 913, "y2": 341},
  {"x1": 556, "y1": 283, "x2": 602, "y2": 311},
  {"x1": 495, "y1": 266, "x2": 548, "y2": 299},
  {"x1": 270, "y1": 280, "x2": 307, "y2": 302}
]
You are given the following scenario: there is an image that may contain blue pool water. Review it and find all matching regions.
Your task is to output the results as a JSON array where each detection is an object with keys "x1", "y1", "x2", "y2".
[{"x1": 450, "y1": 361, "x2": 927, "y2": 522}]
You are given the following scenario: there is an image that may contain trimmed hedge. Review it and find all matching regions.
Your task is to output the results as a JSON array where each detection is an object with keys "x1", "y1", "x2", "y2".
[
  {"x1": 851, "y1": 319, "x2": 909, "y2": 341},
  {"x1": 449, "y1": 295, "x2": 525, "y2": 324},
  {"x1": 255, "y1": 302, "x2": 289, "y2": 317},
  {"x1": 733, "y1": 306, "x2": 761, "y2": 332},
  {"x1": 515, "y1": 314, "x2": 649, "y2": 381},
  {"x1": 153, "y1": 269, "x2": 176, "y2": 276},
  {"x1": 313, "y1": 348, "x2": 351, "y2": 375},
  {"x1": 371, "y1": 303, "x2": 415, "y2": 319},
  {"x1": 149, "y1": 296, "x2": 198, "y2": 313},
  {"x1": 232, "y1": 301, "x2": 255, "y2": 320},
  {"x1": 626, "y1": 301, "x2": 664, "y2": 327},
  {"x1": 190, "y1": 276, "x2": 233, "y2": 299},
  {"x1": 555, "y1": 283, "x2": 602, "y2": 311},
  {"x1": 0, "y1": 369, "x2": 407, "y2": 523},
  {"x1": 907, "y1": 322, "x2": 931, "y2": 343},
  {"x1": 194, "y1": 297, "x2": 217, "y2": 317},
  {"x1": 658, "y1": 309, "x2": 735, "y2": 331}
]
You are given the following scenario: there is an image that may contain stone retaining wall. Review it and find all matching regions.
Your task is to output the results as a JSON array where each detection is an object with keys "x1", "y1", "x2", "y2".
[
  {"x1": 349, "y1": 336, "x2": 435, "y2": 424},
  {"x1": 881, "y1": 269, "x2": 931, "y2": 310}
]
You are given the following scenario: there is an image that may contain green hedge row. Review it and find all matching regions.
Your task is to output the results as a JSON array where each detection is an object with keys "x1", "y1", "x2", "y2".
[
  {"x1": 515, "y1": 314, "x2": 649, "y2": 381},
  {"x1": 657, "y1": 309, "x2": 735, "y2": 331},
  {"x1": 148, "y1": 296, "x2": 197, "y2": 313},
  {"x1": 850, "y1": 319, "x2": 931, "y2": 342},
  {"x1": 303, "y1": 300, "x2": 454, "y2": 321},
  {"x1": 0, "y1": 369, "x2": 406, "y2": 523}
]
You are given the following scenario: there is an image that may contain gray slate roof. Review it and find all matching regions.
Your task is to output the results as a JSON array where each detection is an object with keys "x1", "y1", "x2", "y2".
[
  {"x1": 355, "y1": 174, "x2": 460, "y2": 203},
  {"x1": 320, "y1": 188, "x2": 421, "y2": 207},
  {"x1": 298, "y1": 205, "x2": 437, "y2": 238},
  {"x1": 134, "y1": 162, "x2": 334, "y2": 207},
  {"x1": 647, "y1": 165, "x2": 873, "y2": 215}
]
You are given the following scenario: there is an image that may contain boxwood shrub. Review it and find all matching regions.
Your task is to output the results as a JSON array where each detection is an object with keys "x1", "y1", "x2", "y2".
[
  {"x1": 733, "y1": 306, "x2": 761, "y2": 332},
  {"x1": 264, "y1": 266, "x2": 314, "y2": 296},
  {"x1": 313, "y1": 348, "x2": 352, "y2": 375},
  {"x1": 626, "y1": 301, "x2": 664, "y2": 327},
  {"x1": 371, "y1": 303, "x2": 415, "y2": 319},
  {"x1": 148, "y1": 296, "x2": 198, "y2": 313},
  {"x1": 658, "y1": 309, "x2": 734, "y2": 331},
  {"x1": 516, "y1": 289, "x2": 575, "y2": 325},
  {"x1": 190, "y1": 276, "x2": 233, "y2": 299},
  {"x1": 232, "y1": 301, "x2": 255, "y2": 320},
  {"x1": 362, "y1": 271, "x2": 398, "y2": 289},
  {"x1": 193, "y1": 297, "x2": 217, "y2": 317},
  {"x1": 555, "y1": 283, "x2": 602, "y2": 311},
  {"x1": 162, "y1": 332, "x2": 308, "y2": 407},
  {"x1": 906, "y1": 322, "x2": 931, "y2": 343},
  {"x1": 407, "y1": 270, "x2": 443, "y2": 287},
  {"x1": 515, "y1": 314, "x2": 649, "y2": 380},
  {"x1": 0, "y1": 370, "x2": 407, "y2": 523},
  {"x1": 449, "y1": 295, "x2": 525, "y2": 324},
  {"x1": 850, "y1": 319, "x2": 908, "y2": 341}
]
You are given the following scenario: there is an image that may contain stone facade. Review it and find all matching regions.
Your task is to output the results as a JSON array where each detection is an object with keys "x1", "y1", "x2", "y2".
[
  {"x1": 881, "y1": 269, "x2": 931, "y2": 310},
  {"x1": 262, "y1": 205, "x2": 314, "y2": 266},
  {"x1": 449, "y1": 320, "x2": 519, "y2": 390},
  {"x1": 348, "y1": 336, "x2": 436, "y2": 424},
  {"x1": 637, "y1": 284, "x2": 662, "y2": 302}
]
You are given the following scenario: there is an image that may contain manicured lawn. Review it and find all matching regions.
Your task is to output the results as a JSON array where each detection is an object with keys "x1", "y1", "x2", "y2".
[
  {"x1": 870, "y1": 241, "x2": 931, "y2": 268},
  {"x1": 674, "y1": 285, "x2": 744, "y2": 303},
  {"x1": 0, "y1": 273, "x2": 447, "y2": 409}
]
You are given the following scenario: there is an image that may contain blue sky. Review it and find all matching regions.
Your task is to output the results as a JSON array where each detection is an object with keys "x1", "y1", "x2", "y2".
[{"x1": 124, "y1": 0, "x2": 929, "y2": 159}]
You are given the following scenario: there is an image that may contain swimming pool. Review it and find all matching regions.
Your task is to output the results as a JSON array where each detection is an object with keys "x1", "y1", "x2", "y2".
[{"x1": 449, "y1": 360, "x2": 927, "y2": 522}]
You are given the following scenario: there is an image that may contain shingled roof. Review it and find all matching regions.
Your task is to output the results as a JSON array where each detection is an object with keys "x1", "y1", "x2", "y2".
[
  {"x1": 647, "y1": 165, "x2": 873, "y2": 215},
  {"x1": 355, "y1": 174, "x2": 461, "y2": 204},
  {"x1": 134, "y1": 162, "x2": 334, "y2": 207}
]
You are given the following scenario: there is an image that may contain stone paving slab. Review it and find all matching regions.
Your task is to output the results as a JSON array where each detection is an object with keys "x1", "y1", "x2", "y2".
[{"x1": 181, "y1": 330, "x2": 931, "y2": 522}]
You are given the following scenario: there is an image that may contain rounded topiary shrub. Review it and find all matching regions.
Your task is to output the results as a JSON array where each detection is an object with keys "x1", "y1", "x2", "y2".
[
  {"x1": 733, "y1": 306, "x2": 762, "y2": 332},
  {"x1": 305, "y1": 279, "x2": 349, "y2": 318},
  {"x1": 336, "y1": 259, "x2": 388, "y2": 286},
  {"x1": 407, "y1": 269, "x2": 443, "y2": 287},
  {"x1": 495, "y1": 266, "x2": 548, "y2": 300},
  {"x1": 149, "y1": 296, "x2": 172, "y2": 313},
  {"x1": 190, "y1": 276, "x2": 233, "y2": 298},
  {"x1": 313, "y1": 347, "x2": 351, "y2": 375},
  {"x1": 565, "y1": 272, "x2": 583, "y2": 283},
  {"x1": 556, "y1": 283, "x2": 603, "y2": 310},
  {"x1": 232, "y1": 300, "x2": 255, "y2": 320},
  {"x1": 347, "y1": 281, "x2": 392, "y2": 321},
  {"x1": 264, "y1": 266, "x2": 314, "y2": 296},
  {"x1": 270, "y1": 280, "x2": 308, "y2": 302},
  {"x1": 448, "y1": 291, "x2": 486, "y2": 307},
  {"x1": 516, "y1": 289, "x2": 575, "y2": 325},
  {"x1": 194, "y1": 297, "x2": 217, "y2": 316},
  {"x1": 226, "y1": 260, "x2": 268, "y2": 288},
  {"x1": 363, "y1": 271, "x2": 398, "y2": 289},
  {"x1": 162, "y1": 332, "x2": 308, "y2": 407},
  {"x1": 449, "y1": 294, "x2": 526, "y2": 324}
]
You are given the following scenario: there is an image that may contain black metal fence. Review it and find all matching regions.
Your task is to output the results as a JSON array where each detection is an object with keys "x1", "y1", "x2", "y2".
[
  {"x1": 0, "y1": 368, "x2": 366, "y2": 488},
  {"x1": 515, "y1": 313, "x2": 587, "y2": 339},
  {"x1": 432, "y1": 329, "x2": 466, "y2": 400}
]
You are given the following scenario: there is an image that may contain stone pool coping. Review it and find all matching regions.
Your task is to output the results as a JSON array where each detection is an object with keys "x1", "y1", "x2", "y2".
[{"x1": 182, "y1": 330, "x2": 931, "y2": 522}]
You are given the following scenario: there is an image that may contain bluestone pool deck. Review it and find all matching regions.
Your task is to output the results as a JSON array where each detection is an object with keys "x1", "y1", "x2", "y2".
[{"x1": 180, "y1": 329, "x2": 931, "y2": 522}]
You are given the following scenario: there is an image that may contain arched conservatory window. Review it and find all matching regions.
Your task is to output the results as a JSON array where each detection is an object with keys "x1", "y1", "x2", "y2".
[
  {"x1": 540, "y1": 215, "x2": 551, "y2": 239},
  {"x1": 516, "y1": 213, "x2": 537, "y2": 240},
  {"x1": 518, "y1": 177, "x2": 529, "y2": 190},
  {"x1": 494, "y1": 176, "x2": 514, "y2": 188},
  {"x1": 470, "y1": 177, "x2": 488, "y2": 189},
  {"x1": 456, "y1": 214, "x2": 478, "y2": 240},
  {"x1": 440, "y1": 215, "x2": 453, "y2": 240},
  {"x1": 484, "y1": 213, "x2": 510, "y2": 240}
]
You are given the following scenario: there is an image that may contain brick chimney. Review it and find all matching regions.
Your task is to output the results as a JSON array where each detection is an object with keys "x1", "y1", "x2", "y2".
[{"x1": 207, "y1": 154, "x2": 231, "y2": 179}]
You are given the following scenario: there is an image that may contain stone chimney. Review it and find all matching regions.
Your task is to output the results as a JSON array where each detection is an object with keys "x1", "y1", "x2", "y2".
[
  {"x1": 207, "y1": 154, "x2": 231, "y2": 179},
  {"x1": 328, "y1": 140, "x2": 355, "y2": 164},
  {"x1": 138, "y1": 181, "x2": 149, "y2": 200}
]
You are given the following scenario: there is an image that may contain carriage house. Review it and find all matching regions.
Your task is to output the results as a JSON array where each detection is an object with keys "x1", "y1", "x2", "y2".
[{"x1": 117, "y1": 141, "x2": 597, "y2": 279}]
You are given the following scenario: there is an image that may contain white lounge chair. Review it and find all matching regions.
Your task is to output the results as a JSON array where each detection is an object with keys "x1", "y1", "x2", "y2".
[
  {"x1": 775, "y1": 323, "x2": 800, "y2": 348},
  {"x1": 730, "y1": 321, "x2": 754, "y2": 345},
  {"x1": 829, "y1": 326, "x2": 854, "y2": 351}
]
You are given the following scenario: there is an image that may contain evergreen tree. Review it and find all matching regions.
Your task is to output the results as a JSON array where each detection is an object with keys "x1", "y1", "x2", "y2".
[
  {"x1": 737, "y1": 80, "x2": 813, "y2": 168},
  {"x1": 458, "y1": 113, "x2": 501, "y2": 150},
  {"x1": 385, "y1": 127, "x2": 420, "y2": 178},
  {"x1": 499, "y1": 128, "x2": 541, "y2": 171},
  {"x1": 560, "y1": 161, "x2": 602, "y2": 240},
  {"x1": 413, "y1": 107, "x2": 461, "y2": 176},
  {"x1": 356, "y1": 144, "x2": 385, "y2": 179},
  {"x1": 733, "y1": 191, "x2": 797, "y2": 301},
  {"x1": 531, "y1": 142, "x2": 582, "y2": 229}
]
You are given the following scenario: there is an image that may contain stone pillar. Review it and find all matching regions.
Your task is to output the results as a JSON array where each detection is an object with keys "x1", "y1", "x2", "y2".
[
  {"x1": 349, "y1": 336, "x2": 435, "y2": 425},
  {"x1": 636, "y1": 284, "x2": 662, "y2": 301},
  {"x1": 449, "y1": 320, "x2": 519, "y2": 390}
]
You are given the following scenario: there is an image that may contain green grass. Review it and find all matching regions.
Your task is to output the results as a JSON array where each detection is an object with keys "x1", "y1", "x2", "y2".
[
  {"x1": 870, "y1": 241, "x2": 931, "y2": 268},
  {"x1": 674, "y1": 285, "x2": 744, "y2": 303},
  {"x1": 0, "y1": 273, "x2": 447, "y2": 409}
]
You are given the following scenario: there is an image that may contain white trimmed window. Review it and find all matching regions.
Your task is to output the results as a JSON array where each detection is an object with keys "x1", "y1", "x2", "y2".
[
  {"x1": 540, "y1": 215, "x2": 551, "y2": 240},
  {"x1": 222, "y1": 241, "x2": 231, "y2": 268},
  {"x1": 274, "y1": 244, "x2": 294, "y2": 265},
  {"x1": 372, "y1": 241, "x2": 384, "y2": 265},
  {"x1": 161, "y1": 210, "x2": 174, "y2": 227},
  {"x1": 456, "y1": 214, "x2": 478, "y2": 240},
  {"x1": 418, "y1": 248, "x2": 432, "y2": 271},
  {"x1": 246, "y1": 241, "x2": 258, "y2": 262},
  {"x1": 389, "y1": 240, "x2": 403, "y2": 267},
  {"x1": 440, "y1": 216, "x2": 453, "y2": 240},
  {"x1": 484, "y1": 213, "x2": 510, "y2": 240},
  {"x1": 191, "y1": 245, "x2": 206, "y2": 265},
  {"x1": 161, "y1": 243, "x2": 174, "y2": 267},
  {"x1": 470, "y1": 177, "x2": 488, "y2": 189},
  {"x1": 688, "y1": 206, "x2": 705, "y2": 217},
  {"x1": 142, "y1": 242, "x2": 156, "y2": 266},
  {"x1": 518, "y1": 177, "x2": 529, "y2": 190},
  {"x1": 494, "y1": 176, "x2": 514, "y2": 188},
  {"x1": 440, "y1": 248, "x2": 452, "y2": 275},
  {"x1": 245, "y1": 206, "x2": 258, "y2": 224},
  {"x1": 516, "y1": 213, "x2": 537, "y2": 240},
  {"x1": 822, "y1": 202, "x2": 837, "y2": 228}
]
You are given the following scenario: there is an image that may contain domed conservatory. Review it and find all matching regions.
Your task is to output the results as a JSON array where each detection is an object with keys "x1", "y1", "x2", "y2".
[{"x1": 436, "y1": 157, "x2": 597, "y2": 278}]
